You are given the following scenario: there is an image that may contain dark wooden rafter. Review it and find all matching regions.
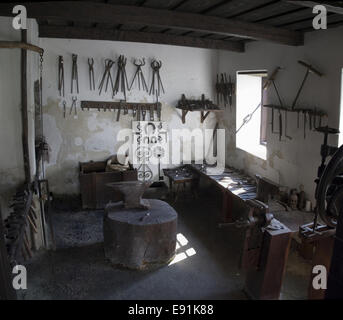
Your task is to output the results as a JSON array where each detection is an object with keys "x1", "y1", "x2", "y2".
[
  {"x1": 285, "y1": 1, "x2": 343, "y2": 15},
  {"x1": 288, "y1": 12, "x2": 343, "y2": 31},
  {"x1": 277, "y1": 11, "x2": 338, "y2": 29},
  {"x1": 232, "y1": 1, "x2": 307, "y2": 24},
  {"x1": 117, "y1": 0, "x2": 147, "y2": 30},
  {"x1": 39, "y1": 25, "x2": 245, "y2": 52},
  {"x1": 254, "y1": 7, "x2": 307, "y2": 24},
  {"x1": 150, "y1": 0, "x2": 194, "y2": 34},
  {"x1": 228, "y1": 0, "x2": 279, "y2": 19},
  {"x1": 0, "y1": 2, "x2": 304, "y2": 46}
]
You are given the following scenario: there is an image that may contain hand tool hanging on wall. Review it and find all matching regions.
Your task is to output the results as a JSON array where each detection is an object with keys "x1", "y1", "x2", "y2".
[
  {"x1": 70, "y1": 96, "x2": 77, "y2": 115},
  {"x1": 98, "y1": 59, "x2": 114, "y2": 95},
  {"x1": 278, "y1": 110, "x2": 282, "y2": 141},
  {"x1": 228, "y1": 75, "x2": 234, "y2": 108},
  {"x1": 268, "y1": 67, "x2": 283, "y2": 136},
  {"x1": 58, "y1": 55, "x2": 64, "y2": 97},
  {"x1": 291, "y1": 60, "x2": 323, "y2": 110},
  {"x1": 124, "y1": 104, "x2": 128, "y2": 115},
  {"x1": 271, "y1": 76, "x2": 291, "y2": 140},
  {"x1": 215, "y1": 72, "x2": 235, "y2": 108},
  {"x1": 149, "y1": 105, "x2": 154, "y2": 121},
  {"x1": 130, "y1": 58, "x2": 148, "y2": 91},
  {"x1": 142, "y1": 106, "x2": 146, "y2": 121},
  {"x1": 71, "y1": 54, "x2": 79, "y2": 94},
  {"x1": 220, "y1": 74, "x2": 227, "y2": 107},
  {"x1": 216, "y1": 74, "x2": 220, "y2": 105},
  {"x1": 284, "y1": 109, "x2": 292, "y2": 140},
  {"x1": 63, "y1": 100, "x2": 66, "y2": 118},
  {"x1": 132, "y1": 105, "x2": 137, "y2": 119},
  {"x1": 113, "y1": 55, "x2": 129, "y2": 100},
  {"x1": 88, "y1": 58, "x2": 95, "y2": 91},
  {"x1": 137, "y1": 105, "x2": 141, "y2": 121},
  {"x1": 116, "y1": 100, "x2": 122, "y2": 121},
  {"x1": 149, "y1": 59, "x2": 165, "y2": 97},
  {"x1": 156, "y1": 94, "x2": 161, "y2": 121},
  {"x1": 297, "y1": 110, "x2": 300, "y2": 129}
]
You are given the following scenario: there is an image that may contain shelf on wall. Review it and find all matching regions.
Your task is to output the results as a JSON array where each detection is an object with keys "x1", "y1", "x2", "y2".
[{"x1": 176, "y1": 94, "x2": 223, "y2": 124}]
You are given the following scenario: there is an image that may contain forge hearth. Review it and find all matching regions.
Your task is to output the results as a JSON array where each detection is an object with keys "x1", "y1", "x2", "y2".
[{"x1": 103, "y1": 182, "x2": 177, "y2": 269}]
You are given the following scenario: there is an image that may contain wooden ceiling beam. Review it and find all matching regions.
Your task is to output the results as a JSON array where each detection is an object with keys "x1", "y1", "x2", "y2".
[
  {"x1": 0, "y1": 1, "x2": 304, "y2": 46},
  {"x1": 38, "y1": 25, "x2": 245, "y2": 52},
  {"x1": 285, "y1": 1, "x2": 343, "y2": 15}
]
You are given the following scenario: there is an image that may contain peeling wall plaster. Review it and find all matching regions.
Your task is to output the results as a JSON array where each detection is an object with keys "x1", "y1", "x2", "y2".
[
  {"x1": 39, "y1": 38, "x2": 218, "y2": 194},
  {"x1": 218, "y1": 26, "x2": 343, "y2": 202}
]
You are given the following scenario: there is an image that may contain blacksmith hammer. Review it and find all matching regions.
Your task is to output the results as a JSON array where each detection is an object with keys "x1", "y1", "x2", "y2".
[{"x1": 291, "y1": 60, "x2": 323, "y2": 110}]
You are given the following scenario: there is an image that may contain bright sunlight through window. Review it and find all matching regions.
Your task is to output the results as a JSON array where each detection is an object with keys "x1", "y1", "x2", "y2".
[{"x1": 236, "y1": 71, "x2": 268, "y2": 160}]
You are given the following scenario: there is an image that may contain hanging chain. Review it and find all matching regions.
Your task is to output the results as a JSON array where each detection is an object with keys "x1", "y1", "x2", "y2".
[
  {"x1": 39, "y1": 51, "x2": 44, "y2": 97},
  {"x1": 39, "y1": 51, "x2": 44, "y2": 128}
]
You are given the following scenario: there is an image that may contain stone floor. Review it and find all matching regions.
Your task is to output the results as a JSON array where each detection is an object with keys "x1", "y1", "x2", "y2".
[{"x1": 19, "y1": 191, "x2": 312, "y2": 300}]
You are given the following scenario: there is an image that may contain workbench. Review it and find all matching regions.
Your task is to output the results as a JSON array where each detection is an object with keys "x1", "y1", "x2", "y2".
[
  {"x1": 163, "y1": 166, "x2": 199, "y2": 202},
  {"x1": 187, "y1": 164, "x2": 257, "y2": 222}
]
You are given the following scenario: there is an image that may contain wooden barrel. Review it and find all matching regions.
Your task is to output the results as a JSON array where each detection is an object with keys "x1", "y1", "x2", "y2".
[{"x1": 104, "y1": 199, "x2": 177, "y2": 269}]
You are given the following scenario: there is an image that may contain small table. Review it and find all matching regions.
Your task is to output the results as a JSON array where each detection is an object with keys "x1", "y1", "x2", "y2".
[{"x1": 163, "y1": 166, "x2": 199, "y2": 202}]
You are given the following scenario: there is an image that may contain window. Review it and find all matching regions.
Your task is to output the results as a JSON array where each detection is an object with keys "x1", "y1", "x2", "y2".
[{"x1": 236, "y1": 71, "x2": 268, "y2": 160}]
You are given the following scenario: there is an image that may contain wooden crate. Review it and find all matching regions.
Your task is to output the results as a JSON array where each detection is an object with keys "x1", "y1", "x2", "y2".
[{"x1": 79, "y1": 161, "x2": 137, "y2": 209}]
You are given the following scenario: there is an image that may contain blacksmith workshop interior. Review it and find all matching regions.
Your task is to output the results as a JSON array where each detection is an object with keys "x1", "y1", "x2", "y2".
[{"x1": 1, "y1": 0, "x2": 343, "y2": 301}]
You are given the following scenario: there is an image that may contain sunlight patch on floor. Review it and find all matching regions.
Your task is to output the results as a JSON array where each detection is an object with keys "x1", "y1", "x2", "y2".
[{"x1": 169, "y1": 233, "x2": 196, "y2": 266}]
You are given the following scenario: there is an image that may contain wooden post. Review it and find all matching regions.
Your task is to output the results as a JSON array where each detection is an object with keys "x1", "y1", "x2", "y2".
[{"x1": 21, "y1": 29, "x2": 31, "y2": 184}]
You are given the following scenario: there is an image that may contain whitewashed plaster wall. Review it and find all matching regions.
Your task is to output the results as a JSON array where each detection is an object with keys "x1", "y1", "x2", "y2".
[
  {"x1": 0, "y1": 17, "x2": 39, "y2": 218},
  {"x1": 2, "y1": 16, "x2": 342, "y2": 203},
  {"x1": 218, "y1": 26, "x2": 343, "y2": 202},
  {"x1": 39, "y1": 38, "x2": 218, "y2": 194}
]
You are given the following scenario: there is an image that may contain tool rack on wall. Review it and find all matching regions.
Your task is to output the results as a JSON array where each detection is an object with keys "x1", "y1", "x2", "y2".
[
  {"x1": 264, "y1": 104, "x2": 327, "y2": 124},
  {"x1": 263, "y1": 104, "x2": 328, "y2": 139},
  {"x1": 81, "y1": 101, "x2": 162, "y2": 111},
  {"x1": 176, "y1": 94, "x2": 223, "y2": 124},
  {"x1": 81, "y1": 101, "x2": 162, "y2": 120}
]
